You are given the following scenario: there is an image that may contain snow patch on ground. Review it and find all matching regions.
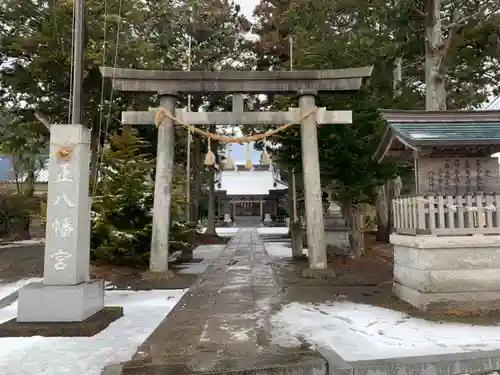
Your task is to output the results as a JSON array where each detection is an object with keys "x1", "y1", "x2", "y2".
[
  {"x1": 270, "y1": 301, "x2": 500, "y2": 361},
  {"x1": 257, "y1": 227, "x2": 289, "y2": 235},
  {"x1": 199, "y1": 228, "x2": 240, "y2": 237},
  {"x1": 0, "y1": 288, "x2": 187, "y2": 375},
  {"x1": 199, "y1": 227, "x2": 290, "y2": 237},
  {"x1": 219, "y1": 284, "x2": 246, "y2": 292},
  {"x1": 255, "y1": 296, "x2": 275, "y2": 330},
  {"x1": 0, "y1": 278, "x2": 42, "y2": 302},
  {"x1": 227, "y1": 265, "x2": 251, "y2": 271},
  {"x1": 230, "y1": 328, "x2": 253, "y2": 341},
  {"x1": 264, "y1": 242, "x2": 308, "y2": 259},
  {"x1": 0, "y1": 239, "x2": 44, "y2": 249}
]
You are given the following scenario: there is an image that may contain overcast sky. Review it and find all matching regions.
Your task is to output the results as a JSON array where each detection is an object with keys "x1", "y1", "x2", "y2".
[{"x1": 235, "y1": 0, "x2": 259, "y2": 20}]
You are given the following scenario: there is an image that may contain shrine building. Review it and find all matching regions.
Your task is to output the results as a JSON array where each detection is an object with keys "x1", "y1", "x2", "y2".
[{"x1": 215, "y1": 145, "x2": 288, "y2": 227}]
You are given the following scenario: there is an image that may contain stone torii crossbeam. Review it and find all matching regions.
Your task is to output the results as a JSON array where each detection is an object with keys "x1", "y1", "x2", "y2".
[{"x1": 100, "y1": 67, "x2": 373, "y2": 278}]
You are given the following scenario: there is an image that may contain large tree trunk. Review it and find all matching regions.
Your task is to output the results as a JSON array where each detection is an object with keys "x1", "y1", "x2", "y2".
[
  {"x1": 375, "y1": 185, "x2": 389, "y2": 242},
  {"x1": 376, "y1": 177, "x2": 403, "y2": 242},
  {"x1": 291, "y1": 220, "x2": 304, "y2": 259},
  {"x1": 342, "y1": 201, "x2": 364, "y2": 258},
  {"x1": 285, "y1": 193, "x2": 293, "y2": 237},
  {"x1": 377, "y1": 177, "x2": 404, "y2": 243},
  {"x1": 22, "y1": 168, "x2": 35, "y2": 240},
  {"x1": 393, "y1": 57, "x2": 402, "y2": 95},
  {"x1": 23, "y1": 170, "x2": 35, "y2": 197},
  {"x1": 375, "y1": 57, "x2": 404, "y2": 243},
  {"x1": 389, "y1": 176, "x2": 403, "y2": 234},
  {"x1": 425, "y1": 0, "x2": 447, "y2": 111},
  {"x1": 393, "y1": 177, "x2": 403, "y2": 204}
]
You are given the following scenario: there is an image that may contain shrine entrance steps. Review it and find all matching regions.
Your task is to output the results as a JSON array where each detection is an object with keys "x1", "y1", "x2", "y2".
[
  {"x1": 116, "y1": 228, "x2": 326, "y2": 375},
  {"x1": 233, "y1": 216, "x2": 262, "y2": 227}
]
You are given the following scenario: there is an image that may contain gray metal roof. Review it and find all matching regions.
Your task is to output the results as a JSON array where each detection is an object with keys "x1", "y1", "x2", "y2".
[
  {"x1": 380, "y1": 109, "x2": 500, "y2": 123},
  {"x1": 390, "y1": 122, "x2": 500, "y2": 142},
  {"x1": 373, "y1": 110, "x2": 500, "y2": 162}
]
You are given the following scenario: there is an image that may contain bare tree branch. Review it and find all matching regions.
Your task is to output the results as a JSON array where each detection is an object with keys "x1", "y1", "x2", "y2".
[
  {"x1": 437, "y1": 1, "x2": 500, "y2": 66},
  {"x1": 444, "y1": 1, "x2": 500, "y2": 30},
  {"x1": 34, "y1": 111, "x2": 51, "y2": 131}
]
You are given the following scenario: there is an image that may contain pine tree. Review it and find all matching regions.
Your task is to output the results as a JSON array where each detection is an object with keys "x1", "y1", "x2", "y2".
[
  {"x1": 91, "y1": 126, "x2": 192, "y2": 265},
  {"x1": 91, "y1": 127, "x2": 156, "y2": 264}
]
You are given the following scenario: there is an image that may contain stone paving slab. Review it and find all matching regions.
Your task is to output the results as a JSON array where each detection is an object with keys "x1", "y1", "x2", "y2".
[
  {"x1": 351, "y1": 350, "x2": 500, "y2": 375},
  {"x1": 115, "y1": 229, "x2": 323, "y2": 375},
  {"x1": 121, "y1": 352, "x2": 327, "y2": 375}
]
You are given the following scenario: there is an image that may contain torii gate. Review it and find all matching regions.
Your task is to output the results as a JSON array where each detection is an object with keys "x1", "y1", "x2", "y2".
[{"x1": 100, "y1": 67, "x2": 373, "y2": 278}]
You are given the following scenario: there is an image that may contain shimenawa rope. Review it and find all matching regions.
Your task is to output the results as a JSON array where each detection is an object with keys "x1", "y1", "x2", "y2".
[
  {"x1": 154, "y1": 107, "x2": 316, "y2": 143},
  {"x1": 154, "y1": 106, "x2": 317, "y2": 166}
]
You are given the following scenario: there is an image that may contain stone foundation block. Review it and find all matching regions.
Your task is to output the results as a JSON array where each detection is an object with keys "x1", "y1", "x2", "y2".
[
  {"x1": 325, "y1": 229, "x2": 350, "y2": 254},
  {"x1": 393, "y1": 282, "x2": 500, "y2": 312},
  {"x1": 0, "y1": 307, "x2": 123, "y2": 337},
  {"x1": 391, "y1": 234, "x2": 500, "y2": 312},
  {"x1": 17, "y1": 280, "x2": 105, "y2": 322}
]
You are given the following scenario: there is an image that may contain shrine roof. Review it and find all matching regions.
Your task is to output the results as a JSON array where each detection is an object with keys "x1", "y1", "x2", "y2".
[
  {"x1": 373, "y1": 110, "x2": 500, "y2": 162},
  {"x1": 215, "y1": 167, "x2": 287, "y2": 196}
]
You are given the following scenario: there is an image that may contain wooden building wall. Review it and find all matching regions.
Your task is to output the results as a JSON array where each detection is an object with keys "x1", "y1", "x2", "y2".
[{"x1": 417, "y1": 156, "x2": 500, "y2": 194}]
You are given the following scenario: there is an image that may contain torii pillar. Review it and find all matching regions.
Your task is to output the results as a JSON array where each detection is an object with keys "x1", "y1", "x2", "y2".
[
  {"x1": 100, "y1": 67, "x2": 373, "y2": 278},
  {"x1": 298, "y1": 90, "x2": 328, "y2": 273},
  {"x1": 150, "y1": 92, "x2": 177, "y2": 272}
]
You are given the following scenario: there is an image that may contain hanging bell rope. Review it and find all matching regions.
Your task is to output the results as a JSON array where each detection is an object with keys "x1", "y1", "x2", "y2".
[
  {"x1": 263, "y1": 138, "x2": 270, "y2": 158},
  {"x1": 245, "y1": 142, "x2": 253, "y2": 169},
  {"x1": 260, "y1": 138, "x2": 271, "y2": 165},
  {"x1": 224, "y1": 144, "x2": 235, "y2": 169},
  {"x1": 204, "y1": 137, "x2": 215, "y2": 166},
  {"x1": 154, "y1": 107, "x2": 317, "y2": 143}
]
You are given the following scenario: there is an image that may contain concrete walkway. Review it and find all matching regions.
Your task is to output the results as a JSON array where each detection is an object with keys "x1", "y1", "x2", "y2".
[
  {"x1": 103, "y1": 229, "x2": 500, "y2": 375},
  {"x1": 119, "y1": 228, "x2": 325, "y2": 374}
]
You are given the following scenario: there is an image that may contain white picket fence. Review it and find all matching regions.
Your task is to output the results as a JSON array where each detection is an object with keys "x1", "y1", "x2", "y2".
[{"x1": 392, "y1": 193, "x2": 500, "y2": 236}]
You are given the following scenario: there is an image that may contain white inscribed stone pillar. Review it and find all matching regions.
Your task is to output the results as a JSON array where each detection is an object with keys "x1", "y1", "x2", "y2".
[
  {"x1": 43, "y1": 124, "x2": 92, "y2": 285},
  {"x1": 17, "y1": 124, "x2": 104, "y2": 322},
  {"x1": 150, "y1": 94, "x2": 176, "y2": 272},
  {"x1": 298, "y1": 92, "x2": 328, "y2": 270}
]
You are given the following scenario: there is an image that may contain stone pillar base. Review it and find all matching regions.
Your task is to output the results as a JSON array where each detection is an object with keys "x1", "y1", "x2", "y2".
[
  {"x1": 393, "y1": 282, "x2": 500, "y2": 312},
  {"x1": 392, "y1": 234, "x2": 500, "y2": 313},
  {"x1": 17, "y1": 280, "x2": 105, "y2": 322}
]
